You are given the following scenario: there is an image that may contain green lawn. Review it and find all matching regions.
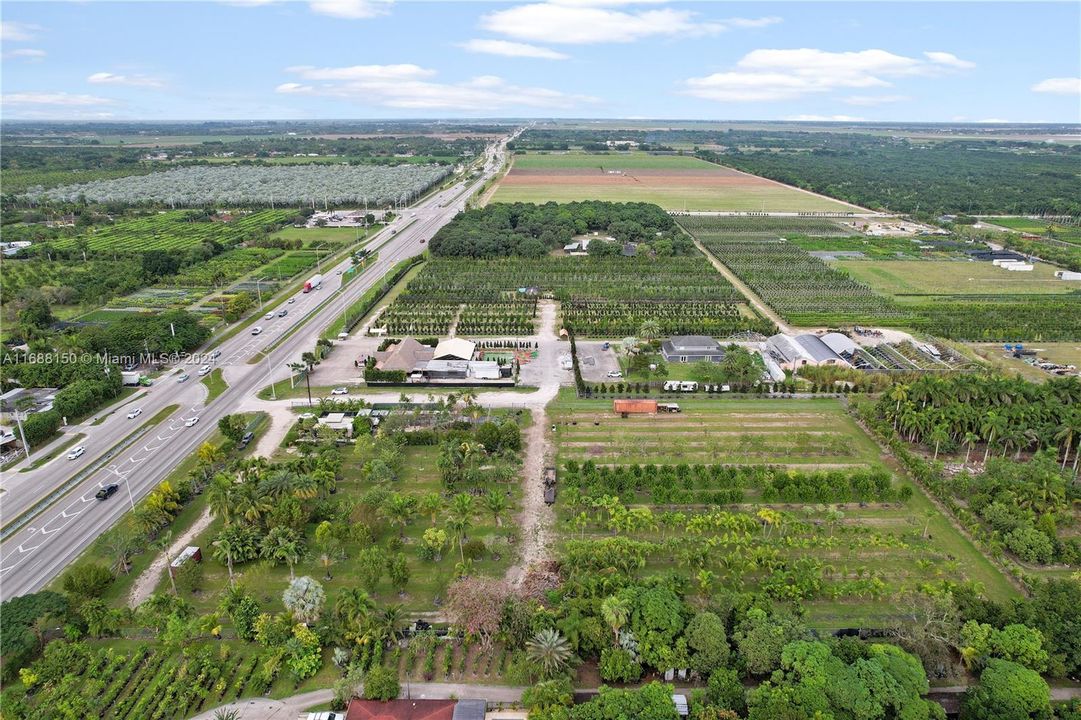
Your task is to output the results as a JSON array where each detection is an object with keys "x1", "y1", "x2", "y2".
[
  {"x1": 834, "y1": 259, "x2": 1076, "y2": 299},
  {"x1": 201, "y1": 368, "x2": 228, "y2": 402}
]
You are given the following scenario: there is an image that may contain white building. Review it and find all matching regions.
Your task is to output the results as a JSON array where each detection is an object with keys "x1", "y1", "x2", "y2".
[
  {"x1": 432, "y1": 338, "x2": 476, "y2": 361},
  {"x1": 764, "y1": 333, "x2": 851, "y2": 372}
]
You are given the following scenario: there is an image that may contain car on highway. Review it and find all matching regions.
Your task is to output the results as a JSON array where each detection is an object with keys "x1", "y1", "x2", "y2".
[
  {"x1": 198, "y1": 365, "x2": 211, "y2": 376},
  {"x1": 210, "y1": 349, "x2": 221, "y2": 359},
  {"x1": 67, "y1": 446, "x2": 86, "y2": 460},
  {"x1": 126, "y1": 408, "x2": 143, "y2": 419},
  {"x1": 95, "y1": 484, "x2": 119, "y2": 501},
  {"x1": 265, "y1": 311, "x2": 275, "y2": 319},
  {"x1": 335, "y1": 269, "x2": 342, "y2": 275},
  {"x1": 251, "y1": 326, "x2": 263, "y2": 335},
  {"x1": 277, "y1": 309, "x2": 287, "y2": 317},
  {"x1": 177, "y1": 373, "x2": 189, "y2": 383},
  {"x1": 184, "y1": 417, "x2": 199, "y2": 427},
  {"x1": 288, "y1": 298, "x2": 296, "y2": 304},
  {"x1": 606, "y1": 370, "x2": 623, "y2": 378},
  {"x1": 420, "y1": 238, "x2": 426, "y2": 244},
  {"x1": 331, "y1": 387, "x2": 349, "y2": 395}
]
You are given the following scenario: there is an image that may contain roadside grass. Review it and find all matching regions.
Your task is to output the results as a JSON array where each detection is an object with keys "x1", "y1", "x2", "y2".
[
  {"x1": 18, "y1": 434, "x2": 87, "y2": 472},
  {"x1": 201, "y1": 368, "x2": 228, "y2": 403}
]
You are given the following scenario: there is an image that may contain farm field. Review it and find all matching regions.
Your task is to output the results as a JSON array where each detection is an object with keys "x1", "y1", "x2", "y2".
[
  {"x1": 834, "y1": 259, "x2": 1079, "y2": 298},
  {"x1": 549, "y1": 394, "x2": 1019, "y2": 626},
  {"x1": 25, "y1": 164, "x2": 453, "y2": 206},
  {"x1": 489, "y1": 152, "x2": 858, "y2": 212},
  {"x1": 983, "y1": 216, "x2": 1081, "y2": 244},
  {"x1": 384, "y1": 254, "x2": 773, "y2": 338}
]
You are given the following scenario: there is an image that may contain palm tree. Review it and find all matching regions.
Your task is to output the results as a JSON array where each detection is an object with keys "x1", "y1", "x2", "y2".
[
  {"x1": 300, "y1": 351, "x2": 320, "y2": 407},
  {"x1": 963, "y1": 431, "x2": 980, "y2": 466},
  {"x1": 419, "y1": 492, "x2": 443, "y2": 525},
  {"x1": 526, "y1": 628, "x2": 573, "y2": 678},
  {"x1": 334, "y1": 587, "x2": 375, "y2": 642},
  {"x1": 447, "y1": 516, "x2": 471, "y2": 563},
  {"x1": 212, "y1": 536, "x2": 239, "y2": 584},
  {"x1": 638, "y1": 319, "x2": 661, "y2": 341},
  {"x1": 381, "y1": 493, "x2": 417, "y2": 538},
  {"x1": 929, "y1": 424, "x2": 949, "y2": 461},
  {"x1": 156, "y1": 531, "x2": 179, "y2": 595},
  {"x1": 196, "y1": 442, "x2": 226, "y2": 485},
  {"x1": 206, "y1": 473, "x2": 235, "y2": 527},
  {"x1": 235, "y1": 483, "x2": 272, "y2": 525},
  {"x1": 483, "y1": 490, "x2": 509, "y2": 527},
  {"x1": 261, "y1": 527, "x2": 303, "y2": 579},
  {"x1": 981, "y1": 410, "x2": 1005, "y2": 465},
  {"x1": 600, "y1": 595, "x2": 629, "y2": 645}
]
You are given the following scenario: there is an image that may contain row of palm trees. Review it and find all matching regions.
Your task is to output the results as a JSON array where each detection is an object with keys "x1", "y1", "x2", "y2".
[{"x1": 879, "y1": 375, "x2": 1081, "y2": 474}]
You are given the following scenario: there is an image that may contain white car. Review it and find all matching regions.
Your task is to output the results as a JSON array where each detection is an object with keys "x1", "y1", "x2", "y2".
[
  {"x1": 197, "y1": 365, "x2": 211, "y2": 376},
  {"x1": 287, "y1": 298, "x2": 296, "y2": 304},
  {"x1": 607, "y1": 370, "x2": 624, "y2": 378},
  {"x1": 177, "y1": 373, "x2": 189, "y2": 383},
  {"x1": 67, "y1": 446, "x2": 86, "y2": 460},
  {"x1": 127, "y1": 408, "x2": 143, "y2": 419},
  {"x1": 265, "y1": 311, "x2": 275, "y2": 320},
  {"x1": 330, "y1": 387, "x2": 349, "y2": 395},
  {"x1": 184, "y1": 417, "x2": 199, "y2": 427},
  {"x1": 251, "y1": 326, "x2": 263, "y2": 336}
]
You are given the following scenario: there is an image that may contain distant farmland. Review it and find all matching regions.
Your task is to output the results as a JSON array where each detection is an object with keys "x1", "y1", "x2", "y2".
[{"x1": 489, "y1": 152, "x2": 859, "y2": 212}]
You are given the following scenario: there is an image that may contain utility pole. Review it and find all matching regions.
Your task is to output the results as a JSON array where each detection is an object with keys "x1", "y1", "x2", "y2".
[{"x1": 13, "y1": 410, "x2": 31, "y2": 461}]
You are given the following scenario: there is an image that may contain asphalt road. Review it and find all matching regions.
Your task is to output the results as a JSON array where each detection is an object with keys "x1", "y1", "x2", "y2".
[{"x1": 0, "y1": 134, "x2": 512, "y2": 600}]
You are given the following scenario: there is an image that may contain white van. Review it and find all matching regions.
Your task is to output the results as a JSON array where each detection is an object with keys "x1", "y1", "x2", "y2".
[
  {"x1": 663, "y1": 380, "x2": 680, "y2": 392},
  {"x1": 251, "y1": 326, "x2": 263, "y2": 335},
  {"x1": 679, "y1": 381, "x2": 698, "y2": 392}
]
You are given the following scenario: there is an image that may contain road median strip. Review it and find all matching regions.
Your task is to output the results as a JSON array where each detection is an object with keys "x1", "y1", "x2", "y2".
[{"x1": 0, "y1": 404, "x2": 180, "y2": 540}]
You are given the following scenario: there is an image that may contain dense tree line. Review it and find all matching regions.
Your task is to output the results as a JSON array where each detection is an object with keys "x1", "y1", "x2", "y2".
[
  {"x1": 429, "y1": 201, "x2": 689, "y2": 258},
  {"x1": 698, "y1": 139, "x2": 1081, "y2": 216}
]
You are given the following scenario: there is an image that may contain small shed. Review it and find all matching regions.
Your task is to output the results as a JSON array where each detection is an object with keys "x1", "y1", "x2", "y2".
[
  {"x1": 613, "y1": 399, "x2": 657, "y2": 416},
  {"x1": 672, "y1": 694, "x2": 689, "y2": 717},
  {"x1": 169, "y1": 546, "x2": 202, "y2": 577},
  {"x1": 451, "y1": 699, "x2": 486, "y2": 720}
]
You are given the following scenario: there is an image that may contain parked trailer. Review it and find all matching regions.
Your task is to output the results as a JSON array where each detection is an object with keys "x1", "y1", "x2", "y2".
[
  {"x1": 543, "y1": 466, "x2": 557, "y2": 505},
  {"x1": 303, "y1": 273, "x2": 323, "y2": 292},
  {"x1": 121, "y1": 371, "x2": 142, "y2": 386},
  {"x1": 658, "y1": 403, "x2": 682, "y2": 413}
]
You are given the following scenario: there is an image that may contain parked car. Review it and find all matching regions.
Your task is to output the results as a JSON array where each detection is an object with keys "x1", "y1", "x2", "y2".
[
  {"x1": 606, "y1": 370, "x2": 623, "y2": 378},
  {"x1": 239, "y1": 431, "x2": 255, "y2": 448},
  {"x1": 95, "y1": 484, "x2": 119, "y2": 501},
  {"x1": 123, "y1": 362, "x2": 138, "y2": 372},
  {"x1": 177, "y1": 373, "x2": 190, "y2": 383},
  {"x1": 67, "y1": 446, "x2": 86, "y2": 460},
  {"x1": 126, "y1": 408, "x2": 143, "y2": 419},
  {"x1": 331, "y1": 387, "x2": 349, "y2": 395},
  {"x1": 184, "y1": 417, "x2": 199, "y2": 427}
]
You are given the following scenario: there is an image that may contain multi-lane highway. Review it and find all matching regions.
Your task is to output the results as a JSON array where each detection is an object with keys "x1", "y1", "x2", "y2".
[{"x1": 0, "y1": 133, "x2": 513, "y2": 600}]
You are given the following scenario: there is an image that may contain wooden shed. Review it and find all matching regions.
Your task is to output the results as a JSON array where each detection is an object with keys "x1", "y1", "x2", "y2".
[{"x1": 613, "y1": 399, "x2": 658, "y2": 417}]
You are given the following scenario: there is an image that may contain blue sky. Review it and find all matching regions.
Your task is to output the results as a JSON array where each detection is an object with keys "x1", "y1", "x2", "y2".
[{"x1": 2, "y1": 1, "x2": 1079, "y2": 122}]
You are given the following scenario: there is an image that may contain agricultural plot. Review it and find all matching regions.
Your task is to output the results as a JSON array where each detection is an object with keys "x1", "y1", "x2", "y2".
[
  {"x1": 985, "y1": 216, "x2": 1081, "y2": 244},
  {"x1": 26, "y1": 164, "x2": 452, "y2": 206},
  {"x1": 384, "y1": 254, "x2": 773, "y2": 338},
  {"x1": 677, "y1": 215, "x2": 853, "y2": 237},
  {"x1": 489, "y1": 152, "x2": 857, "y2": 212},
  {"x1": 164, "y1": 248, "x2": 283, "y2": 288},
  {"x1": 48, "y1": 210, "x2": 294, "y2": 254},
  {"x1": 834, "y1": 259, "x2": 1078, "y2": 298},
  {"x1": 688, "y1": 231, "x2": 908, "y2": 326},
  {"x1": 788, "y1": 235, "x2": 974, "y2": 260},
  {"x1": 550, "y1": 396, "x2": 1018, "y2": 622}
]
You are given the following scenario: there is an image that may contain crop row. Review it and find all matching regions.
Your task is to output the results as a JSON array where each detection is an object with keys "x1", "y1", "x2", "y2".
[
  {"x1": 47, "y1": 210, "x2": 295, "y2": 254},
  {"x1": 563, "y1": 299, "x2": 771, "y2": 337},
  {"x1": 692, "y1": 234, "x2": 908, "y2": 325},
  {"x1": 676, "y1": 215, "x2": 851, "y2": 237},
  {"x1": 26, "y1": 164, "x2": 453, "y2": 206}
]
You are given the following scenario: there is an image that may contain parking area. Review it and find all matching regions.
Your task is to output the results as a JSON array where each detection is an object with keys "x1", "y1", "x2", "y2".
[{"x1": 575, "y1": 341, "x2": 623, "y2": 383}]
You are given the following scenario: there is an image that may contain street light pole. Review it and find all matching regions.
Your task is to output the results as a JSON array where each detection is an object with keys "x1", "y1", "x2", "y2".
[{"x1": 113, "y1": 467, "x2": 136, "y2": 511}]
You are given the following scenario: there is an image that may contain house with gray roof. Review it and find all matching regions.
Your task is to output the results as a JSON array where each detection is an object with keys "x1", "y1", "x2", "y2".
[{"x1": 661, "y1": 335, "x2": 725, "y2": 363}]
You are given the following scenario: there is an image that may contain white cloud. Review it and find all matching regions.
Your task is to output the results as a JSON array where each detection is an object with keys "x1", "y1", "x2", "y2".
[
  {"x1": 2, "y1": 92, "x2": 114, "y2": 107},
  {"x1": 683, "y1": 47, "x2": 975, "y2": 102},
  {"x1": 308, "y1": 0, "x2": 391, "y2": 19},
  {"x1": 277, "y1": 63, "x2": 595, "y2": 110},
  {"x1": 924, "y1": 51, "x2": 976, "y2": 70},
  {"x1": 480, "y1": 3, "x2": 730, "y2": 44},
  {"x1": 459, "y1": 39, "x2": 569, "y2": 60},
  {"x1": 785, "y1": 114, "x2": 866, "y2": 122},
  {"x1": 87, "y1": 72, "x2": 165, "y2": 88},
  {"x1": 0, "y1": 21, "x2": 41, "y2": 41},
  {"x1": 843, "y1": 94, "x2": 910, "y2": 106},
  {"x1": 720, "y1": 16, "x2": 782, "y2": 29},
  {"x1": 1031, "y1": 77, "x2": 1081, "y2": 95},
  {"x1": 3, "y1": 48, "x2": 46, "y2": 60}
]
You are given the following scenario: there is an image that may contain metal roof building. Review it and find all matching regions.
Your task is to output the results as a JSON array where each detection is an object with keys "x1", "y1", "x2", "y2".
[
  {"x1": 765, "y1": 333, "x2": 850, "y2": 371},
  {"x1": 432, "y1": 338, "x2": 476, "y2": 361}
]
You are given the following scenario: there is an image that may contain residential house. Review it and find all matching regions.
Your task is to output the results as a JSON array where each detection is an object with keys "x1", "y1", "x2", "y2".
[
  {"x1": 374, "y1": 338, "x2": 434, "y2": 372},
  {"x1": 660, "y1": 336, "x2": 725, "y2": 363}
]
